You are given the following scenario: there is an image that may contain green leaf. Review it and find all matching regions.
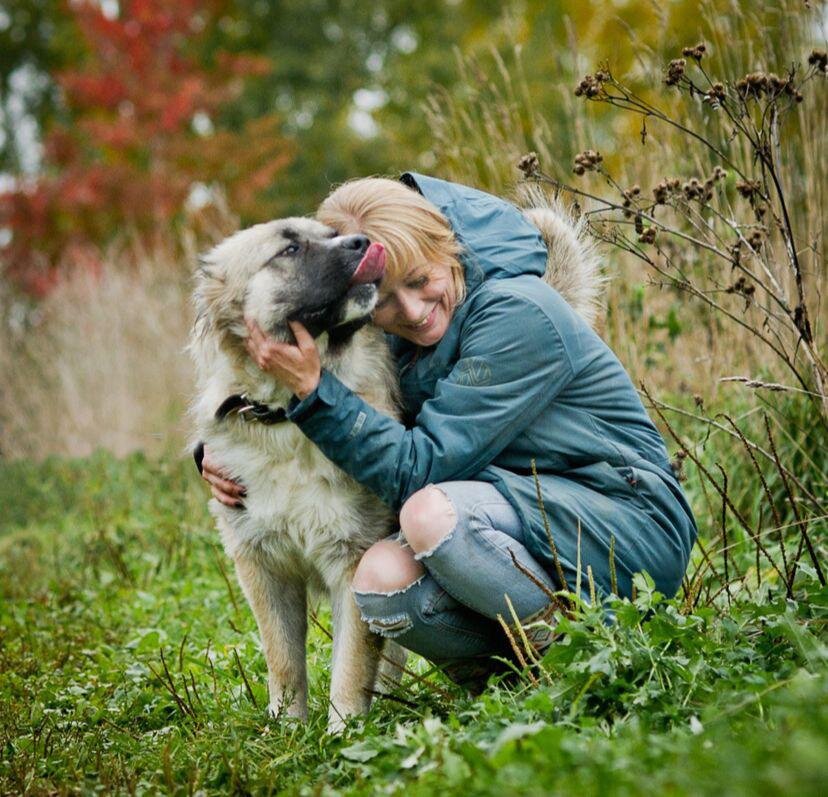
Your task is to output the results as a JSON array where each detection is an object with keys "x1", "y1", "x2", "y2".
[{"x1": 340, "y1": 741, "x2": 380, "y2": 762}]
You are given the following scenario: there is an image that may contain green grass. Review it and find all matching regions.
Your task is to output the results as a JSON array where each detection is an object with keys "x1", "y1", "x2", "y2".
[{"x1": 1, "y1": 451, "x2": 826, "y2": 795}]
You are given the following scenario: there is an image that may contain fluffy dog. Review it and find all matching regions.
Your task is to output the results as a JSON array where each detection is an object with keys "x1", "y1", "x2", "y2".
[{"x1": 190, "y1": 217, "x2": 405, "y2": 732}]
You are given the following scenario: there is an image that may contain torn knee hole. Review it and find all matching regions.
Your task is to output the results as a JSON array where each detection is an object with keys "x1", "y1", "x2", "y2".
[
  {"x1": 412, "y1": 527, "x2": 455, "y2": 560},
  {"x1": 361, "y1": 612, "x2": 413, "y2": 639},
  {"x1": 400, "y1": 484, "x2": 458, "y2": 555}
]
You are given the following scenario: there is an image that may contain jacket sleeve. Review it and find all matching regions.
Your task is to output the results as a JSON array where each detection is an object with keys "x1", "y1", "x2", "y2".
[{"x1": 287, "y1": 286, "x2": 576, "y2": 510}]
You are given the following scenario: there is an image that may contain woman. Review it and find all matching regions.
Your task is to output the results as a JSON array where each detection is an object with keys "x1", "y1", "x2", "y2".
[{"x1": 202, "y1": 172, "x2": 697, "y2": 674}]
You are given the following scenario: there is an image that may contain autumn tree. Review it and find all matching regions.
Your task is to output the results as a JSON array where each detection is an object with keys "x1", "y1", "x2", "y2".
[{"x1": 0, "y1": 0, "x2": 292, "y2": 295}]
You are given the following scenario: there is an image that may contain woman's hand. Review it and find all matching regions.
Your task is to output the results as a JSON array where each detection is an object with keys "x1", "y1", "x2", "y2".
[
  {"x1": 201, "y1": 447, "x2": 246, "y2": 508},
  {"x1": 245, "y1": 319, "x2": 321, "y2": 399}
]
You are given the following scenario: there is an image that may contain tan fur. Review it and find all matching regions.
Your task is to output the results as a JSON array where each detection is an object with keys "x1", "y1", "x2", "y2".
[
  {"x1": 189, "y1": 217, "x2": 405, "y2": 732},
  {"x1": 515, "y1": 183, "x2": 607, "y2": 329}
]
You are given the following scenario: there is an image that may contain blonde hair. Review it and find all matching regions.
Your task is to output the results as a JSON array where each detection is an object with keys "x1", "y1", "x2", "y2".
[{"x1": 317, "y1": 177, "x2": 467, "y2": 305}]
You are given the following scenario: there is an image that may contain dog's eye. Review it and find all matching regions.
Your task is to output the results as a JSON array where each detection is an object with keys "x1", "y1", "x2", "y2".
[{"x1": 280, "y1": 242, "x2": 301, "y2": 257}]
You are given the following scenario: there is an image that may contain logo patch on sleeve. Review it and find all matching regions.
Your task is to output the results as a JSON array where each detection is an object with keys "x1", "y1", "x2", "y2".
[
  {"x1": 454, "y1": 357, "x2": 492, "y2": 387},
  {"x1": 348, "y1": 411, "x2": 367, "y2": 438}
]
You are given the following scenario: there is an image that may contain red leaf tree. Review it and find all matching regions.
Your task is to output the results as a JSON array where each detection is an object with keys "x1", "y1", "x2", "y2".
[{"x1": 0, "y1": 0, "x2": 293, "y2": 296}]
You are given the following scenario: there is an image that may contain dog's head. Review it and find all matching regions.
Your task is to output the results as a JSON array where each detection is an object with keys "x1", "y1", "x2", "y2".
[{"x1": 194, "y1": 217, "x2": 385, "y2": 351}]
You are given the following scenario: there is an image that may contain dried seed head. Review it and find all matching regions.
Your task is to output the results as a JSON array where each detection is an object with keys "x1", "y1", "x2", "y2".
[
  {"x1": 736, "y1": 179, "x2": 762, "y2": 201},
  {"x1": 727, "y1": 275, "x2": 755, "y2": 300},
  {"x1": 665, "y1": 58, "x2": 686, "y2": 86},
  {"x1": 653, "y1": 178, "x2": 681, "y2": 205},
  {"x1": 574, "y1": 72, "x2": 606, "y2": 98},
  {"x1": 681, "y1": 178, "x2": 705, "y2": 201},
  {"x1": 682, "y1": 42, "x2": 707, "y2": 62},
  {"x1": 638, "y1": 227, "x2": 657, "y2": 244},
  {"x1": 736, "y1": 71, "x2": 773, "y2": 100},
  {"x1": 808, "y1": 49, "x2": 827, "y2": 73},
  {"x1": 702, "y1": 82, "x2": 726, "y2": 108},
  {"x1": 574, "y1": 149, "x2": 603, "y2": 172},
  {"x1": 518, "y1": 151, "x2": 540, "y2": 178},
  {"x1": 671, "y1": 447, "x2": 688, "y2": 480}
]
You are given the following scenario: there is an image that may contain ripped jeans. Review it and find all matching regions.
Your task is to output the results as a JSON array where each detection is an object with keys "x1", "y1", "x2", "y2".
[{"x1": 352, "y1": 481, "x2": 557, "y2": 667}]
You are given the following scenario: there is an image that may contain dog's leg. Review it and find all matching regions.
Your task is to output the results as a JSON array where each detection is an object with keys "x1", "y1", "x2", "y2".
[
  {"x1": 327, "y1": 576, "x2": 382, "y2": 733},
  {"x1": 234, "y1": 554, "x2": 308, "y2": 721},
  {"x1": 375, "y1": 641, "x2": 408, "y2": 695}
]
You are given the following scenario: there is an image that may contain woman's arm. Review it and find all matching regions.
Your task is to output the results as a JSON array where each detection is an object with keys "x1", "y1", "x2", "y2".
[{"x1": 287, "y1": 284, "x2": 576, "y2": 509}]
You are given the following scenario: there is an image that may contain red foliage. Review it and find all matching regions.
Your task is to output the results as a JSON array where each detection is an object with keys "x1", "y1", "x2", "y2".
[{"x1": 0, "y1": 0, "x2": 293, "y2": 295}]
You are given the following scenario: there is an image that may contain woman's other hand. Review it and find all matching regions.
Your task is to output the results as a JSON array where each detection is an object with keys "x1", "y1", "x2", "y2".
[
  {"x1": 201, "y1": 446, "x2": 247, "y2": 508},
  {"x1": 245, "y1": 319, "x2": 321, "y2": 399}
]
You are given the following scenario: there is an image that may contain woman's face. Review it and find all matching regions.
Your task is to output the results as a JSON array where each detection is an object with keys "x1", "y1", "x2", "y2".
[{"x1": 371, "y1": 260, "x2": 455, "y2": 346}]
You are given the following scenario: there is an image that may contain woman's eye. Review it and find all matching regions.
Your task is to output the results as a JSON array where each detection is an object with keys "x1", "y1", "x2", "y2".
[{"x1": 408, "y1": 276, "x2": 429, "y2": 289}]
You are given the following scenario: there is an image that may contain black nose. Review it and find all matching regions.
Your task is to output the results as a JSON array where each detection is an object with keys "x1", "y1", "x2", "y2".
[{"x1": 339, "y1": 234, "x2": 369, "y2": 253}]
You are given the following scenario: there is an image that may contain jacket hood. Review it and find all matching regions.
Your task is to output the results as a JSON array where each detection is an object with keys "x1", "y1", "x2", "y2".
[{"x1": 400, "y1": 172, "x2": 548, "y2": 293}]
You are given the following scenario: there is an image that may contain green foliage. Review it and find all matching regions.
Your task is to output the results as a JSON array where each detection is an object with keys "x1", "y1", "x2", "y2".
[{"x1": 1, "y1": 452, "x2": 826, "y2": 794}]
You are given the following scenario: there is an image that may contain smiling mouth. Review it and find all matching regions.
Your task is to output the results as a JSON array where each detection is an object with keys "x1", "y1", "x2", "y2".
[{"x1": 407, "y1": 305, "x2": 436, "y2": 330}]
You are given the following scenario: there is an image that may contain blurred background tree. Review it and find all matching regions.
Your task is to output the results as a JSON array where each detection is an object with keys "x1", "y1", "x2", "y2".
[
  {"x1": 0, "y1": 0, "x2": 823, "y2": 460},
  {"x1": 0, "y1": 0, "x2": 292, "y2": 294},
  {"x1": 1, "y1": 0, "x2": 709, "y2": 295}
]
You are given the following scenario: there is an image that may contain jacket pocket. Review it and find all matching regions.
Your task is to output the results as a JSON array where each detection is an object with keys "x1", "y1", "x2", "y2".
[{"x1": 564, "y1": 461, "x2": 648, "y2": 509}]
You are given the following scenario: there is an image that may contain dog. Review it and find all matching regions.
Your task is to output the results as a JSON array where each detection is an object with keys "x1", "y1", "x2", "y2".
[{"x1": 189, "y1": 217, "x2": 406, "y2": 732}]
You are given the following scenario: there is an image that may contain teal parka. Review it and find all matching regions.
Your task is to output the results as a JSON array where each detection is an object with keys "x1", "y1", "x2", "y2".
[{"x1": 288, "y1": 173, "x2": 697, "y2": 599}]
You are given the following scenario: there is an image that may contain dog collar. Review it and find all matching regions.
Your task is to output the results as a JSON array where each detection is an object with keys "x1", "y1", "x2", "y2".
[{"x1": 214, "y1": 394, "x2": 288, "y2": 425}]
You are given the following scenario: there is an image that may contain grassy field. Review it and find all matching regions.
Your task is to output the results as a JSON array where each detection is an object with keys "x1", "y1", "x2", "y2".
[{"x1": 1, "y1": 449, "x2": 825, "y2": 795}]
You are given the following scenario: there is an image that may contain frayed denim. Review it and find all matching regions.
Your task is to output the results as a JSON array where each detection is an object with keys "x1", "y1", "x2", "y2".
[{"x1": 352, "y1": 481, "x2": 556, "y2": 665}]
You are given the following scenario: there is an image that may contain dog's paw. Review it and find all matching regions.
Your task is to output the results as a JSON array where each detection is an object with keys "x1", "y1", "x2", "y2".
[
  {"x1": 268, "y1": 701, "x2": 307, "y2": 723},
  {"x1": 326, "y1": 713, "x2": 348, "y2": 735}
]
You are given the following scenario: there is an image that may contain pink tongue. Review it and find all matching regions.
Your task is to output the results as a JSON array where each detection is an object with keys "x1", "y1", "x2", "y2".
[{"x1": 350, "y1": 242, "x2": 386, "y2": 285}]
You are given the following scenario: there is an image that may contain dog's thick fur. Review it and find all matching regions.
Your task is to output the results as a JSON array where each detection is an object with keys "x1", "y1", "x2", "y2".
[
  {"x1": 190, "y1": 218, "x2": 405, "y2": 732},
  {"x1": 189, "y1": 195, "x2": 603, "y2": 732}
]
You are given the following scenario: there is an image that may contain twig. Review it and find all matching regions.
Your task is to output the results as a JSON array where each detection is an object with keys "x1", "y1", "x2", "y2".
[
  {"x1": 232, "y1": 648, "x2": 259, "y2": 709},
  {"x1": 641, "y1": 395, "x2": 825, "y2": 516},
  {"x1": 641, "y1": 383, "x2": 791, "y2": 591},
  {"x1": 495, "y1": 612, "x2": 538, "y2": 686},
  {"x1": 763, "y1": 413, "x2": 825, "y2": 586},
  {"x1": 212, "y1": 546, "x2": 240, "y2": 615},
  {"x1": 531, "y1": 458, "x2": 569, "y2": 592},
  {"x1": 714, "y1": 464, "x2": 732, "y2": 608},
  {"x1": 719, "y1": 376, "x2": 825, "y2": 398},
  {"x1": 609, "y1": 535, "x2": 618, "y2": 596}
]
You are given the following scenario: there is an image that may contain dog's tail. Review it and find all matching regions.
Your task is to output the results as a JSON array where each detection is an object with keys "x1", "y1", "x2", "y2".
[{"x1": 515, "y1": 183, "x2": 606, "y2": 329}]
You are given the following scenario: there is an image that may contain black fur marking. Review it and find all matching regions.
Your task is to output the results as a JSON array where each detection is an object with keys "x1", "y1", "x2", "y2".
[
  {"x1": 215, "y1": 394, "x2": 288, "y2": 425},
  {"x1": 399, "y1": 172, "x2": 423, "y2": 194},
  {"x1": 328, "y1": 317, "x2": 369, "y2": 354}
]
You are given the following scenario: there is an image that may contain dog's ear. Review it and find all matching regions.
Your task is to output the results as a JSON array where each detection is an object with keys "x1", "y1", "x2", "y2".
[{"x1": 193, "y1": 255, "x2": 225, "y2": 315}]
